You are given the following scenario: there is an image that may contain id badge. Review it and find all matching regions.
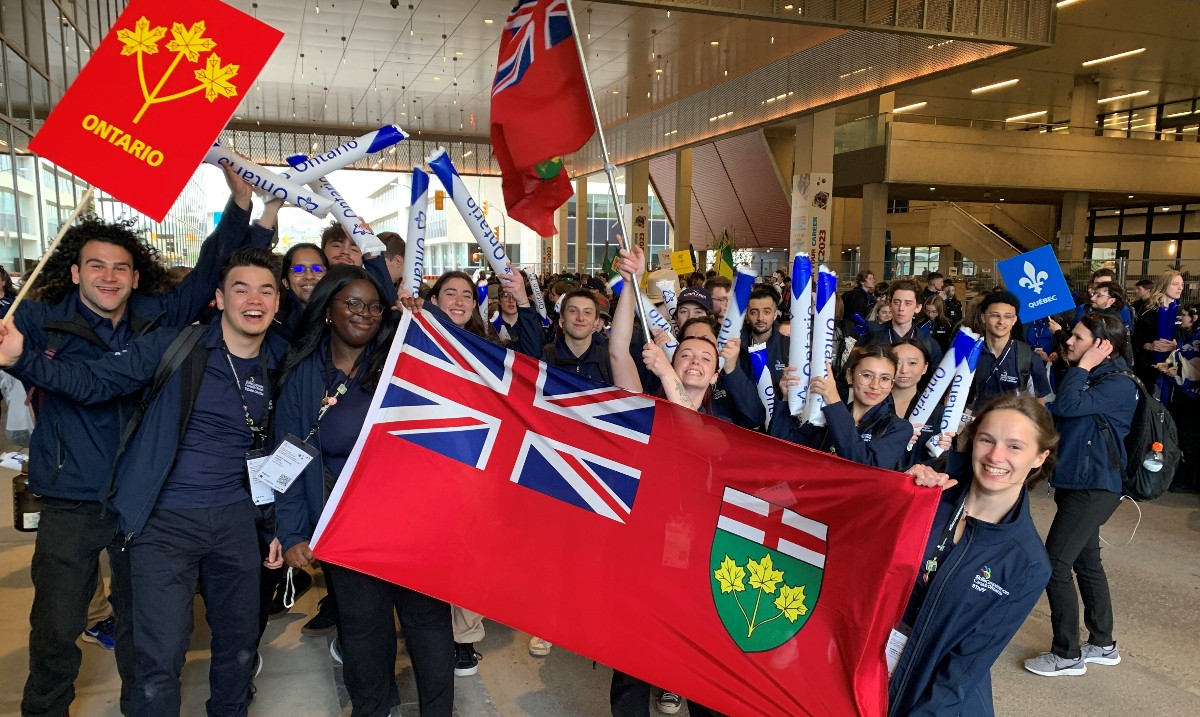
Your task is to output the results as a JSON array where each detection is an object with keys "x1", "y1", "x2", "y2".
[
  {"x1": 246, "y1": 449, "x2": 274, "y2": 506},
  {"x1": 256, "y1": 433, "x2": 320, "y2": 493},
  {"x1": 886, "y1": 624, "x2": 911, "y2": 677}
]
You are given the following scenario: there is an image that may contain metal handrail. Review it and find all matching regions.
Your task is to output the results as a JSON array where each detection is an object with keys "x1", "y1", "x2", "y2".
[
  {"x1": 945, "y1": 202, "x2": 1023, "y2": 255},
  {"x1": 988, "y1": 203, "x2": 1049, "y2": 246}
]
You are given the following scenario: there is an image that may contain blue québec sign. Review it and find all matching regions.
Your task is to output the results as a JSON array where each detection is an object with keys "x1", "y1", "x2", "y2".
[{"x1": 997, "y1": 245, "x2": 1074, "y2": 323}]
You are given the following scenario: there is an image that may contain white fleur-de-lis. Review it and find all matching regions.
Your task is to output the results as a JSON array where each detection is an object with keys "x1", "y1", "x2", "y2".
[{"x1": 1018, "y1": 261, "x2": 1049, "y2": 294}]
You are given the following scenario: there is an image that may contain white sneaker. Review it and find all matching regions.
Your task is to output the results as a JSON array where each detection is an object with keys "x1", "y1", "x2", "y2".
[{"x1": 529, "y1": 636, "x2": 553, "y2": 657}]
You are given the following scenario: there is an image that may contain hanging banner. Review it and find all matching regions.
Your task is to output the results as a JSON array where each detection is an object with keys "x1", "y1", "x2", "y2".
[
  {"x1": 29, "y1": 0, "x2": 283, "y2": 221},
  {"x1": 623, "y1": 203, "x2": 649, "y2": 252},
  {"x1": 789, "y1": 173, "x2": 833, "y2": 264}
]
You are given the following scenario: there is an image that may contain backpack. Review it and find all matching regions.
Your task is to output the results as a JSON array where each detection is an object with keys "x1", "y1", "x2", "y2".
[{"x1": 1091, "y1": 371, "x2": 1179, "y2": 500}]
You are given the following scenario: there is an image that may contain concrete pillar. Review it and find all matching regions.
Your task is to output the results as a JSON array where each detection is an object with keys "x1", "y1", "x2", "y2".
[
  {"x1": 626, "y1": 161, "x2": 649, "y2": 205},
  {"x1": 1070, "y1": 75, "x2": 1100, "y2": 136},
  {"x1": 789, "y1": 110, "x2": 836, "y2": 260},
  {"x1": 1059, "y1": 192, "x2": 1089, "y2": 262},
  {"x1": 554, "y1": 203, "x2": 569, "y2": 273},
  {"x1": 860, "y1": 183, "x2": 889, "y2": 271},
  {"x1": 867, "y1": 92, "x2": 896, "y2": 116},
  {"x1": 575, "y1": 177, "x2": 589, "y2": 273},
  {"x1": 674, "y1": 148, "x2": 693, "y2": 252}
]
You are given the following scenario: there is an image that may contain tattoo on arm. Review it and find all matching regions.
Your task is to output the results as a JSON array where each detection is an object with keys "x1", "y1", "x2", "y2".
[{"x1": 671, "y1": 378, "x2": 696, "y2": 411}]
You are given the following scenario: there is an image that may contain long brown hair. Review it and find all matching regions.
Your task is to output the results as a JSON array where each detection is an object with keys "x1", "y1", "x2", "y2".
[{"x1": 428, "y1": 270, "x2": 495, "y2": 340}]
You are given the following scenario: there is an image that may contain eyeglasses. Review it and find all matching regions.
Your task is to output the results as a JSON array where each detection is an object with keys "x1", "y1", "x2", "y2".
[
  {"x1": 855, "y1": 371, "x2": 894, "y2": 387},
  {"x1": 985, "y1": 312, "x2": 1017, "y2": 321},
  {"x1": 290, "y1": 263, "x2": 325, "y2": 275},
  {"x1": 335, "y1": 297, "x2": 385, "y2": 317}
]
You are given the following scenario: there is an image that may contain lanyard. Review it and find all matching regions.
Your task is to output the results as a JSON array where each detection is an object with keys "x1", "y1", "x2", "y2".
[
  {"x1": 222, "y1": 342, "x2": 272, "y2": 441},
  {"x1": 303, "y1": 347, "x2": 366, "y2": 442}
]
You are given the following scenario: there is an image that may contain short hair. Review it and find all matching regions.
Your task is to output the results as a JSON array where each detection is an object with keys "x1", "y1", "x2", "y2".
[
  {"x1": 218, "y1": 246, "x2": 280, "y2": 293},
  {"x1": 678, "y1": 315, "x2": 721, "y2": 339},
  {"x1": 705, "y1": 275, "x2": 732, "y2": 292},
  {"x1": 855, "y1": 269, "x2": 874, "y2": 285},
  {"x1": 888, "y1": 279, "x2": 920, "y2": 301},
  {"x1": 1092, "y1": 281, "x2": 1125, "y2": 306},
  {"x1": 926, "y1": 271, "x2": 944, "y2": 281},
  {"x1": 378, "y1": 231, "x2": 406, "y2": 259},
  {"x1": 1091, "y1": 267, "x2": 1117, "y2": 283},
  {"x1": 560, "y1": 289, "x2": 599, "y2": 314},
  {"x1": 319, "y1": 221, "x2": 349, "y2": 249},
  {"x1": 748, "y1": 286, "x2": 780, "y2": 306},
  {"x1": 1136, "y1": 279, "x2": 1154, "y2": 290}
]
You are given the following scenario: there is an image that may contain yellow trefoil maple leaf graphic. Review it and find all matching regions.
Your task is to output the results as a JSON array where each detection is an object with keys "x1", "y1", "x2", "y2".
[
  {"x1": 166, "y1": 21, "x2": 216, "y2": 63},
  {"x1": 746, "y1": 554, "x2": 785, "y2": 595},
  {"x1": 713, "y1": 555, "x2": 746, "y2": 594},
  {"x1": 773, "y1": 584, "x2": 808, "y2": 622},
  {"x1": 195, "y1": 54, "x2": 240, "y2": 102},
  {"x1": 117, "y1": 16, "x2": 167, "y2": 56}
]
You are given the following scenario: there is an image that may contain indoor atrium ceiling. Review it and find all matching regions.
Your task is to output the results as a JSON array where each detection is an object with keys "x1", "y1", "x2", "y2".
[{"x1": 227, "y1": 0, "x2": 1053, "y2": 172}]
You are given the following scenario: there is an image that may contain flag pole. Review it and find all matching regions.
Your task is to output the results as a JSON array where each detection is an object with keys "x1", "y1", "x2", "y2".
[
  {"x1": 5, "y1": 186, "x2": 95, "y2": 320},
  {"x1": 563, "y1": 0, "x2": 654, "y2": 346}
]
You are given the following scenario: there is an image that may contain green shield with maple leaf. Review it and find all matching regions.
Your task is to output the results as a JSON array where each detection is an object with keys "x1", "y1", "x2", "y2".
[{"x1": 710, "y1": 529, "x2": 823, "y2": 652}]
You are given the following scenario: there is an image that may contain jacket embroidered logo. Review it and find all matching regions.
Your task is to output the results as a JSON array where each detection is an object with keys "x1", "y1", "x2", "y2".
[
  {"x1": 711, "y1": 487, "x2": 826, "y2": 651},
  {"x1": 377, "y1": 312, "x2": 654, "y2": 523}
]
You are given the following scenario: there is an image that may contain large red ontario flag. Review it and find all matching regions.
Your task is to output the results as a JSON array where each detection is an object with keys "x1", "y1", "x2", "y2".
[
  {"x1": 490, "y1": 0, "x2": 595, "y2": 236},
  {"x1": 312, "y1": 311, "x2": 940, "y2": 717},
  {"x1": 29, "y1": 0, "x2": 282, "y2": 221}
]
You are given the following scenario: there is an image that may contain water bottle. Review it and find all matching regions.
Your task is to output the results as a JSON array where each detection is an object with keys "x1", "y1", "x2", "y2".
[{"x1": 1142, "y1": 442, "x2": 1164, "y2": 473}]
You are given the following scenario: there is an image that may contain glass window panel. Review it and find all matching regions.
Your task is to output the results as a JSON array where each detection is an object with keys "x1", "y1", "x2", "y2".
[
  {"x1": 45, "y1": 1, "x2": 65, "y2": 98},
  {"x1": 1122, "y1": 214, "x2": 1146, "y2": 235},
  {"x1": 1, "y1": 1, "x2": 26, "y2": 53},
  {"x1": 23, "y1": 0, "x2": 46, "y2": 70},
  {"x1": 30, "y1": 71, "x2": 49, "y2": 126},
  {"x1": 5, "y1": 47, "x2": 31, "y2": 130}
]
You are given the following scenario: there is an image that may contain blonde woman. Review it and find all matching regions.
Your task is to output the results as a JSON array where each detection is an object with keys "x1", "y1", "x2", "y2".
[{"x1": 1132, "y1": 269, "x2": 1183, "y2": 389}]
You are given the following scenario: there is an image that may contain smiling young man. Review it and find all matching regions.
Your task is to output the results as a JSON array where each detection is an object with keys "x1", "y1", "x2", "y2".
[
  {"x1": 0, "y1": 247, "x2": 288, "y2": 717},
  {"x1": 2, "y1": 165, "x2": 266, "y2": 717},
  {"x1": 542, "y1": 290, "x2": 612, "y2": 383},
  {"x1": 967, "y1": 290, "x2": 1051, "y2": 412}
]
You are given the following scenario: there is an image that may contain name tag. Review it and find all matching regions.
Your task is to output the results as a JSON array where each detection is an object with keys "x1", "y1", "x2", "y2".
[
  {"x1": 255, "y1": 433, "x2": 320, "y2": 493},
  {"x1": 886, "y1": 627, "x2": 909, "y2": 676},
  {"x1": 246, "y1": 449, "x2": 274, "y2": 506}
]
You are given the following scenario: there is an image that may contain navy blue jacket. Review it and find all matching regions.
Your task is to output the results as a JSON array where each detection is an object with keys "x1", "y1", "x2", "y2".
[
  {"x1": 1050, "y1": 358, "x2": 1137, "y2": 493},
  {"x1": 8, "y1": 198, "x2": 255, "y2": 500},
  {"x1": 769, "y1": 395, "x2": 912, "y2": 469},
  {"x1": 542, "y1": 332, "x2": 612, "y2": 384},
  {"x1": 737, "y1": 323, "x2": 790, "y2": 387},
  {"x1": 888, "y1": 456, "x2": 1051, "y2": 717},
  {"x1": 9, "y1": 319, "x2": 288, "y2": 537},
  {"x1": 895, "y1": 400, "x2": 945, "y2": 471},
  {"x1": 364, "y1": 254, "x2": 399, "y2": 307},
  {"x1": 272, "y1": 344, "x2": 335, "y2": 553}
]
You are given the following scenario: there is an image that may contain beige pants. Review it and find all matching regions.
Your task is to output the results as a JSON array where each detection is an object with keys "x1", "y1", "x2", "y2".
[
  {"x1": 87, "y1": 568, "x2": 112, "y2": 625},
  {"x1": 452, "y1": 606, "x2": 484, "y2": 644}
]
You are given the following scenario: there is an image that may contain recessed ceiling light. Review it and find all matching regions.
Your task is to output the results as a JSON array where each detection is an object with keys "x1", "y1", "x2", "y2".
[
  {"x1": 709, "y1": 40, "x2": 719, "y2": 46},
  {"x1": 971, "y1": 79, "x2": 1019, "y2": 94},
  {"x1": 1082, "y1": 48, "x2": 1145, "y2": 67},
  {"x1": 1098, "y1": 90, "x2": 1149, "y2": 103},
  {"x1": 1128, "y1": 195, "x2": 1135, "y2": 199},
  {"x1": 611, "y1": 90, "x2": 619, "y2": 94},
  {"x1": 433, "y1": 76, "x2": 440, "y2": 80},
  {"x1": 999, "y1": 198, "x2": 1006, "y2": 202},
  {"x1": 1057, "y1": 0, "x2": 1084, "y2": 7},
  {"x1": 1006, "y1": 110, "x2": 1047, "y2": 122},
  {"x1": 484, "y1": 19, "x2": 494, "y2": 25},
  {"x1": 893, "y1": 101, "x2": 927, "y2": 113},
  {"x1": 455, "y1": 51, "x2": 464, "y2": 56},
  {"x1": 929, "y1": 187, "x2": 936, "y2": 191}
]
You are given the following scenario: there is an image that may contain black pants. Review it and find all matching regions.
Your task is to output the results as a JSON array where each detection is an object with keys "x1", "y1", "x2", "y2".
[
  {"x1": 326, "y1": 564, "x2": 454, "y2": 717},
  {"x1": 610, "y1": 671, "x2": 725, "y2": 717},
  {"x1": 1045, "y1": 489, "x2": 1123, "y2": 659},
  {"x1": 130, "y1": 501, "x2": 261, "y2": 717},
  {"x1": 22, "y1": 497, "x2": 136, "y2": 717},
  {"x1": 1169, "y1": 391, "x2": 1200, "y2": 490}
]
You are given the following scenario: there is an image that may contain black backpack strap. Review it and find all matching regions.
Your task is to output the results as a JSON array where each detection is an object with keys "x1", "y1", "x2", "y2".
[
  {"x1": 1087, "y1": 369, "x2": 1142, "y2": 473},
  {"x1": 1014, "y1": 339, "x2": 1032, "y2": 393},
  {"x1": 117, "y1": 324, "x2": 207, "y2": 452}
]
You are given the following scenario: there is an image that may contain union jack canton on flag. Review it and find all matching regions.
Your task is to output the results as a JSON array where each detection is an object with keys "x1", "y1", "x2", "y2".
[
  {"x1": 493, "y1": 0, "x2": 574, "y2": 95},
  {"x1": 375, "y1": 311, "x2": 655, "y2": 523}
]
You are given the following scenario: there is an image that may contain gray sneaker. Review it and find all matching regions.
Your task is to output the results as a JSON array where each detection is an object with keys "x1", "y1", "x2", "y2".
[
  {"x1": 1024, "y1": 652, "x2": 1086, "y2": 677},
  {"x1": 1082, "y1": 642, "x2": 1121, "y2": 666}
]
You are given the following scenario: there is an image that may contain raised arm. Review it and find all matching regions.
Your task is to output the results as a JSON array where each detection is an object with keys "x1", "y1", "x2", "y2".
[
  {"x1": 608, "y1": 246, "x2": 645, "y2": 394},
  {"x1": 0, "y1": 320, "x2": 175, "y2": 404}
]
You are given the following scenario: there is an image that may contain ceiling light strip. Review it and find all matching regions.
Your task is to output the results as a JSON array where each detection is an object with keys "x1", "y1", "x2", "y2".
[{"x1": 1082, "y1": 48, "x2": 1145, "y2": 67}]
